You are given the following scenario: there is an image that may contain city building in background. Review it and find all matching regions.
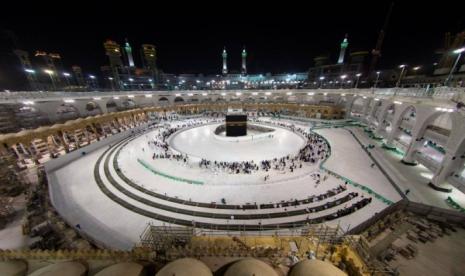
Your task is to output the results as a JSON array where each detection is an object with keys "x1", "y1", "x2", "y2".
[
  {"x1": 13, "y1": 48, "x2": 94, "y2": 91},
  {"x1": 101, "y1": 39, "x2": 158, "y2": 91},
  {"x1": 12, "y1": 30, "x2": 465, "y2": 92}
]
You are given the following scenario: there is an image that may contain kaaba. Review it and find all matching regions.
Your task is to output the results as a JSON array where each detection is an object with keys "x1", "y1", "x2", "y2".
[{"x1": 225, "y1": 114, "x2": 247, "y2": 137}]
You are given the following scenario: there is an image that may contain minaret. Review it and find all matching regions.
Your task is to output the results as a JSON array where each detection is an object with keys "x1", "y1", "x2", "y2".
[
  {"x1": 241, "y1": 47, "x2": 247, "y2": 75},
  {"x1": 222, "y1": 47, "x2": 228, "y2": 75},
  {"x1": 125, "y1": 38, "x2": 135, "y2": 67},
  {"x1": 337, "y1": 34, "x2": 349, "y2": 64}
]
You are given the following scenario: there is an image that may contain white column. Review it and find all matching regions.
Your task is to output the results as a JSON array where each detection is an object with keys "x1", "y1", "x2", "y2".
[
  {"x1": 430, "y1": 151, "x2": 464, "y2": 192},
  {"x1": 401, "y1": 133, "x2": 423, "y2": 165}
]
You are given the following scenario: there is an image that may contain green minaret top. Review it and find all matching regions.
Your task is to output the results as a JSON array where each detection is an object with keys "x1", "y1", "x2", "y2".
[
  {"x1": 340, "y1": 34, "x2": 348, "y2": 48},
  {"x1": 242, "y1": 48, "x2": 247, "y2": 58},
  {"x1": 222, "y1": 48, "x2": 227, "y2": 58},
  {"x1": 125, "y1": 39, "x2": 132, "y2": 53}
]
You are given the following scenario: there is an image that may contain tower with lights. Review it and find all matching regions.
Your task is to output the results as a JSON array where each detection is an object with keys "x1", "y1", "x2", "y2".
[
  {"x1": 241, "y1": 47, "x2": 247, "y2": 75},
  {"x1": 125, "y1": 38, "x2": 135, "y2": 68},
  {"x1": 222, "y1": 47, "x2": 228, "y2": 75},
  {"x1": 337, "y1": 34, "x2": 349, "y2": 64}
]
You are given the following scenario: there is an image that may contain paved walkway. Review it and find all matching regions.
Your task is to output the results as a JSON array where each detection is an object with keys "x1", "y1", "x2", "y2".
[{"x1": 348, "y1": 127, "x2": 465, "y2": 210}]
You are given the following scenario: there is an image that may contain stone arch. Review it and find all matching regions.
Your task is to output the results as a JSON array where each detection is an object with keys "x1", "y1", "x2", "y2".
[
  {"x1": 121, "y1": 99, "x2": 137, "y2": 110},
  {"x1": 349, "y1": 97, "x2": 366, "y2": 117},
  {"x1": 287, "y1": 95, "x2": 297, "y2": 102},
  {"x1": 174, "y1": 96, "x2": 185, "y2": 103},
  {"x1": 338, "y1": 96, "x2": 347, "y2": 108},
  {"x1": 274, "y1": 96, "x2": 284, "y2": 102},
  {"x1": 445, "y1": 134, "x2": 465, "y2": 183},
  {"x1": 390, "y1": 105, "x2": 417, "y2": 147},
  {"x1": 379, "y1": 103, "x2": 396, "y2": 123},
  {"x1": 376, "y1": 103, "x2": 397, "y2": 136},
  {"x1": 397, "y1": 105, "x2": 417, "y2": 131},
  {"x1": 245, "y1": 97, "x2": 255, "y2": 102},
  {"x1": 106, "y1": 99, "x2": 118, "y2": 113},
  {"x1": 15, "y1": 104, "x2": 50, "y2": 129},
  {"x1": 407, "y1": 111, "x2": 457, "y2": 161},
  {"x1": 56, "y1": 103, "x2": 80, "y2": 122},
  {"x1": 371, "y1": 100, "x2": 384, "y2": 123},
  {"x1": 422, "y1": 111, "x2": 455, "y2": 140},
  {"x1": 158, "y1": 97, "x2": 169, "y2": 106},
  {"x1": 362, "y1": 98, "x2": 375, "y2": 116},
  {"x1": 85, "y1": 101, "x2": 102, "y2": 116}
]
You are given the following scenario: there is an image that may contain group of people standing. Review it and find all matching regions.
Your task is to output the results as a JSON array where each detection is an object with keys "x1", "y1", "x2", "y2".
[{"x1": 145, "y1": 117, "x2": 329, "y2": 179}]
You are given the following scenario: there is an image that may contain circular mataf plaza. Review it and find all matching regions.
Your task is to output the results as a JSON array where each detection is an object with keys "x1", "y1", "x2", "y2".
[{"x1": 44, "y1": 103, "x2": 407, "y2": 250}]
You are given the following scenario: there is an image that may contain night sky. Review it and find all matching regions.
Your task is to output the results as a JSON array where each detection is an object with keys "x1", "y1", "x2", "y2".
[{"x1": 1, "y1": 1, "x2": 464, "y2": 90}]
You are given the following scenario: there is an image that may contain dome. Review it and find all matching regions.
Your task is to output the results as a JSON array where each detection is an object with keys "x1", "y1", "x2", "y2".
[
  {"x1": 224, "y1": 258, "x2": 278, "y2": 276},
  {"x1": 289, "y1": 259, "x2": 346, "y2": 276},
  {"x1": 95, "y1": 262, "x2": 144, "y2": 276},
  {"x1": 28, "y1": 261, "x2": 87, "y2": 276},
  {"x1": 0, "y1": 260, "x2": 27, "y2": 276},
  {"x1": 156, "y1": 258, "x2": 212, "y2": 276}
]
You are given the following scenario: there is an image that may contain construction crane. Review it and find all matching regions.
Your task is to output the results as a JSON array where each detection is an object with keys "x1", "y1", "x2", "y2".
[{"x1": 369, "y1": 2, "x2": 394, "y2": 74}]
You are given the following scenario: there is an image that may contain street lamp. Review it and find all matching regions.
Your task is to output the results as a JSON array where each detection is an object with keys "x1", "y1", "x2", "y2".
[
  {"x1": 63, "y1": 72, "x2": 71, "y2": 86},
  {"x1": 128, "y1": 78, "x2": 136, "y2": 90},
  {"x1": 374, "y1": 71, "x2": 381, "y2": 89},
  {"x1": 88, "y1": 75, "x2": 96, "y2": 90},
  {"x1": 108, "y1": 77, "x2": 115, "y2": 90},
  {"x1": 24, "y1": 69, "x2": 37, "y2": 90},
  {"x1": 340, "y1": 75, "x2": 347, "y2": 88},
  {"x1": 318, "y1": 76, "x2": 325, "y2": 88},
  {"x1": 396, "y1": 64, "x2": 407, "y2": 87},
  {"x1": 444, "y1": 47, "x2": 465, "y2": 86},
  {"x1": 44, "y1": 69, "x2": 56, "y2": 90},
  {"x1": 355, "y1": 73, "x2": 362, "y2": 88}
]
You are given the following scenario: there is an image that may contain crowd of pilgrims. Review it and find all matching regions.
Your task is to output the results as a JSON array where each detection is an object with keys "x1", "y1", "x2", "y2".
[{"x1": 145, "y1": 117, "x2": 329, "y2": 175}]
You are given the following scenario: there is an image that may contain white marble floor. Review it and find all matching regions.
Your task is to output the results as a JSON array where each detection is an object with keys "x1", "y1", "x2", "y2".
[{"x1": 45, "y1": 118, "x2": 403, "y2": 249}]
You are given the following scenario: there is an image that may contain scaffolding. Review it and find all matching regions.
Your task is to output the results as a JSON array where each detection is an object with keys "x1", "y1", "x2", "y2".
[
  {"x1": 138, "y1": 222, "x2": 350, "y2": 260},
  {"x1": 139, "y1": 222, "x2": 194, "y2": 251}
]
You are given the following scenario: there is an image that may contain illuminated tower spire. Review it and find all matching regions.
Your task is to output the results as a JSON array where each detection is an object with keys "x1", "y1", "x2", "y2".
[
  {"x1": 125, "y1": 38, "x2": 135, "y2": 67},
  {"x1": 337, "y1": 34, "x2": 349, "y2": 64},
  {"x1": 222, "y1": 47, "x2": 228, "y2": 75},
  {"x1": 241, "y1": 46, "x2": 247, "y2": 75}
]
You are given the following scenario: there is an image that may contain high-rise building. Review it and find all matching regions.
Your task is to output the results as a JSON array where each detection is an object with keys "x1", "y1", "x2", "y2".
[
  {"x1": 241, "y1": 47, "x2": 247, "y2": 75},
  {"x1": 435, "y1": 31, "x2": 465, "y2": 75},
  {"x1": 141, "y1": 44, "x2": 157, "y2": 70},
  {"x1": 34, "y1": 51, "x2": 63, "y2": 90},
  {"x1": 222, "y1": 48, "x2": 228, "y2": 75},
  {"x1": 337, "y1": 34, "x2": 349, "y2": 64},
  {"x1": 14, "y1": 49, "x2": 38, "y2": 90},
  {"x1": 72, "y1": 65, "x2": 85, "y2": 87},
  {"x1": 103, "y1": 40, "x2": 123, "y2": 90},
  {"x1": 141, "y1": 44, "x2": 158, "y2": 86},
  {"x1": 104, "y1": 40, "x2": 123, "y2": 67},
  {"x1": 124, "y1": 39, "x2": 135, "y2": 68},
  {"x1": 49, "y1": 53, "x2": 65, "y2": 85}
]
